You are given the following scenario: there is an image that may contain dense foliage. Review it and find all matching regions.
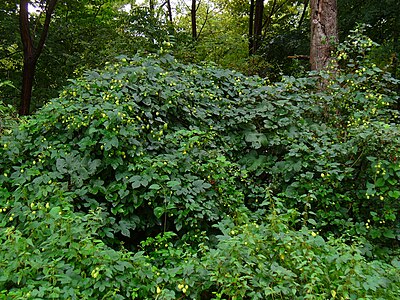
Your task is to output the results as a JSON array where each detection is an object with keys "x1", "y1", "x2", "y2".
[
  {"x1": 1, "y1": 34, "x2": 400, "y2": 298},
  {"x1": 0, "y1": 80, "x2": 17, "y2": 135},
  {"x1": 2, "y1": 0, "x2": 399, "y2": 112}
]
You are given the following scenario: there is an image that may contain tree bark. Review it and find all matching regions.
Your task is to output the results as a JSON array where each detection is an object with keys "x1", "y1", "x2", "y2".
[
  {"x1": 252, "y1": 0, "x2": 264, "y2": 54},
  {"x1": 166, "y1": 0, "x2": 173, "y2": 23},
  {"x1": 248, "y1": 0, "x2": 255, "y2": 55},
  {"x1": 19, "y1": 0, "x2": 57, "y2": 115},
  {"x1": 310, "y1": 0, "x2": 338, "y2": 71},
  {"x1": 20, "y1": 59, "x2": 36, "y2": 116},
  {"x1": 191, "y1": 0, "x2": 197, "y2": 40}
]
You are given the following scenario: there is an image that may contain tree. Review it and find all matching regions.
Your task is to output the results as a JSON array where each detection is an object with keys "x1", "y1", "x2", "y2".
[
  {"x1": 19, "y1": 0, "x2": 57, "y2": 115},
  {"x1": 166, "y1": 0, "x2": 173, "y2": 22},
  {"x1": 248, "y1": 0, "x2": 255, "y2": 54},
  {"x1": 191, "y1": 0, "x2": 197, "y2": 39},
  {"x1": 251, "y1": 0, "x2": 263, "y2": 54},
  {"x1": 310, "y1": 0, "x2": 338, "y2": 71}
]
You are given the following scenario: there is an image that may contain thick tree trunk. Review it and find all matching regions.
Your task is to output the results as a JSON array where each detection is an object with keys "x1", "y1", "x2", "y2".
[
  {"x1": 191, "y1": 0, "x2": 197, "y2": 40},
  {"x1": 252, "y1": 0, "x2": 264, "y2": 54},
  {"x1": 310, "y1": 0, "x2": 338, "y2": 71},
  {"x1": 20, "y1": 60, "x2": 36, "y2": 115},
  {"x1": 248, "y1": 0, "x2": 255, "y2": 55},
  {"x1": 19, "y1": 0, "x2": 36, "y2": 115},
  {"x1": 19, "y1": 0, "x2": 57, "y2": 115}
]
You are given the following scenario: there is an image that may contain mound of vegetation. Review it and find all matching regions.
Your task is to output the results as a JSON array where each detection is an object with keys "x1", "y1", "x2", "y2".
[
  {"x1": 0, "y1": 80, "x2": 17, "y2": 135},
  {"x1": 1, "y1": 34, "x2": 400, "y2": 299}
]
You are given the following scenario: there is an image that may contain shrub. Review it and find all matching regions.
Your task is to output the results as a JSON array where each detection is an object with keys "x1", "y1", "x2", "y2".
[
  {"x1": 0, "y1": 54, "x2": 257, "y2": 249},
  {"x1": 0, "y1": 80, "x2": 17, "y2": 135},
  {"x1": 1, "y1": 40, "x2": 399, "y2": 247},
  {"x1": 1, "y1": 33, "x2": 399, "y2": 298},
  {"x1": 0, "y1": 194, "x2": 155, "y2": 299},
  {"x1": 229, "y1": 32, "x2": 400, "y2": 247},
  {"x1": 197, "y1": 206, "x2": 400, "y2": 299}
]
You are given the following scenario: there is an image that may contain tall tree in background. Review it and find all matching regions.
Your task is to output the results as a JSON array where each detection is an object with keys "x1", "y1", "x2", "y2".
[
  {"x1": 19, "y1": 0, "x2": 57, "y2": 115},
  {"x1": 253, "y1": 0, "x2": 264, "y2": 52},
  {"x1": 191, "y1": 0, "x2": 197, "y2": 39},
  {"x1": 310, "y1": 0, "x2": 338, "y2": 71},
  {"x1": 166, "y1": 0, "x2": 173, "y2": 22},
  {"x1": 250, "y1": 0, "x2": 263, "y2": 55},
  {"x1": 248, "y1": 0, "x2": 255, "y2": 54}
]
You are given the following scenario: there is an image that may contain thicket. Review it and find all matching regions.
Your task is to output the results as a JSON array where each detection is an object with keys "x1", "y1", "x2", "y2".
[
  {"x1": 1, "y1": 33, "x2": 399, "y2": 299},
  {"x1": 0, "y1": 80, "x2": 17, "y2": 135}
]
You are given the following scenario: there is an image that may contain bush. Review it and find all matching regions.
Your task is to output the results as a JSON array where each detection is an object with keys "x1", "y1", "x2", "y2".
[
  {"x1": 1, "y1": 33, "x2": 399, "y2": 298},
  {"x1": 0, "y1": 80, "x2": 17, "y2": 135},
  {"x1": 0, "y1": 197, "x2": 154, "y2": 299},
  {"x1": 197, "y1": 205, "x2": 400, "y2": 299},
  {"x1": 0, "y1": 54, "x2": 257, "y2": 249},
  {"x1": 2, "y1": 195, "x2": 399, "y2": 299}
]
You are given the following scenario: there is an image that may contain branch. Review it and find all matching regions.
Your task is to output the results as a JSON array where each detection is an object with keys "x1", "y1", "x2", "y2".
[
  {"x1": 93, "y1": 1, "x2": 105, "y2": 19},
  {"x1": 0, "y1": 50, "x2": 23, "y2": 61},
  {"x1": 287, "y1": 54, "x2": 310, "y2": 60},
  {"x1": 35, "y1": 0, "x2": 57, "y2": 60},
  {"x1": 32, "y1": 5, "x2": 44, "y2": 39},
  {"x1": 196, "y1": 5, "x2": 210, "y2": 39},
  {"x1": 196, "y1": 0, "x2": 202, "y2": 12},
  {"x1": 261, "y1": 0, "x2": 277, "y2": 34},
  {"x1": 297, "y1": 0, "x2": 309, "y2": 29}
]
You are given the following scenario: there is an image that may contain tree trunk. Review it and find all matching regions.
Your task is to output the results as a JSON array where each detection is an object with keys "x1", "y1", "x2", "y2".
[
  {"x1": 20, "y1": 59, "x2": 36, "y2": 115},
  {"x1": 19, "y1": 0, "x2": 36, "y2": 115},
  {"x1": 298, "y1": 0, "x2": 309, "y2": 29},
  {"x1": 191, "y1": 0, "x2": 197, "y2": 40},
  {"x1": 149, "y1": 0, "x2": 154, "y2": 14},
  {"x1": 166, "y1": 0, "x2": 173, "y2": 23},
  {"x1": 249, "y1": 0, "x2": 255, "y2": 55},
  {"x1": 19, "y1": 0, "x2": 57, "y2": 115},
  {"x1": 253, "y1": 0, "x2": 264, "y2": 54},
  {"x1": 310, "y1": 0, "x2": 338, "y2": 71}
]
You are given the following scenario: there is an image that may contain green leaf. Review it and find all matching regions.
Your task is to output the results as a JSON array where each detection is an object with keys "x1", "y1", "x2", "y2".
[
  {"x1": 56, "y1": 158, "x2": 67, "y2": 173},
  {"x1": 88, "y1": 159, "x2": 101, "y2": 174},
  {"x1": 167, "y1": 180, "x2": 181, "y2": 187},
  {"x1": 375, "y1": 178, "x2": 385, "y2": 187},
  {"x1": 149, "y1": 184, "x2": 161, "y2": 190},
  {"x1": 383, "y1": 229, "x2": 395, "y2": 239},
  {"x1": 154, "y1": 207, "x2": 164, "y2": 219},
  {"x1": 49, "y1": 207, "x2": 61, "y2": 218},
  {"x1": 388, "y1": 190, "x2": 400, "y2": 198},
  {"x1": 130, "y1": 175, "x2": 145, "y2": 189}
]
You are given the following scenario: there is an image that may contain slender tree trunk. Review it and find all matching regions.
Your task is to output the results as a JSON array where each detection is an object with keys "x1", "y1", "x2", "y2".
[
  {"x1": 149, "y1": 0, "x2": 154, "y2": 14},
  {"x1": 166, "y1": 0, "x2": 173, "y2": 23},
  {"x1": 249, "y1": 0, "x2": 255, "y2": 55},
  {"x1": 253, "y1": 0, "x2": 264, "y2": 54},
  {"x1": 191, "y1": 0, "x2": 197, "y2": 40},
  {"x1": 19, "y1": 0, "x2": 57, "y2": 115},
  {"x1": 310, "y1": 0, "x2": 338, "y2": 71},
  {"x1": 261, "y1": 0, "x2": 276, "y2": 37},
  {"x1": 298, "y1": 0, "x2": 309, "y2": 29}
]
